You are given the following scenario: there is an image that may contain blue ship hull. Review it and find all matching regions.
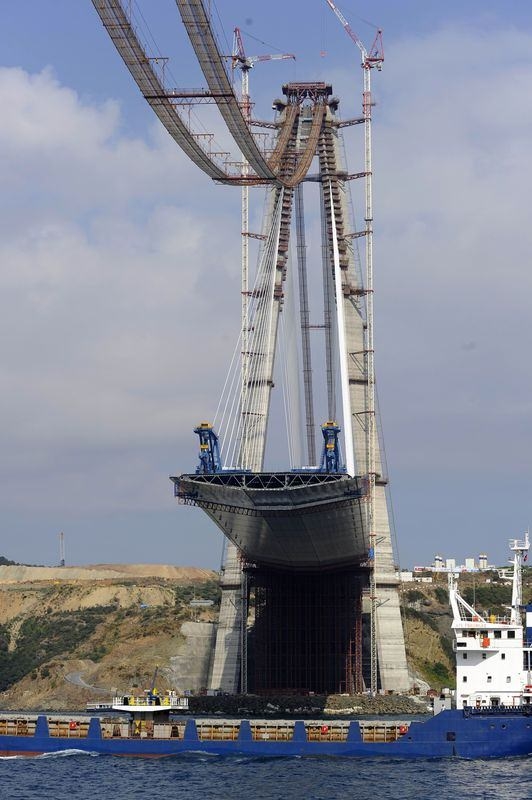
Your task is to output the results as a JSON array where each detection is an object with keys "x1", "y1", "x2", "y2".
[{"x1": 0, "y1": 710, "x2": 531, "y2": 758}]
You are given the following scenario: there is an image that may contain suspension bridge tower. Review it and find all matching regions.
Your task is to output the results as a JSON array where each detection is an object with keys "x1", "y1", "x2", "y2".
[{"x1": 92, "y1": 0, "x2": 410, "y2": 695}]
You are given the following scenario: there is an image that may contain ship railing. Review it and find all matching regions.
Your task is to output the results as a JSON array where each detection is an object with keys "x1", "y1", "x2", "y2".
[
  {"x1": 0, "y1": 718, "x2": 37, "y2": 737},
  {"x1": 48, "y1": 718, "x2": 90, "y2": 738},
  {"x1": 87, "y1": 695, "x2": 189, "y2": 711},
  {"x1": 0, "y1": 716, "x2": 419, "y2": 743},
  {"x1": 358, "y1": 721, "x2": 410, "y2": 743},
  {"x1": 111, "y1": 695, "x2": 188, "y2": 709},
  {"x1": 197, "y1": 721, "x2": 242, "y2": 741},
  {"x1": 458, "y1": 616, "x2": 512, "y2": 626},
  {"x1": 304, "y1": 721, "x2": 351, "y2": 742},
  {"x1": 464, "y1": 704, "x2": 532, "y2": 716},
  {"x1": 249, "y1": 721, "x2": 295, "y2": 742},
  {"x1": 101, "y1": 718, "x2": 357, "y2": 743},
  {"x1": 101, "y1": 719, "x2": 186, "y2": 740}
]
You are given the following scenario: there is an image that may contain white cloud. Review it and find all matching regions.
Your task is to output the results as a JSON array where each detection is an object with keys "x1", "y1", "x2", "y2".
[
  {"x1": 364, "y1": 28, "x2": 532, "y2": 472},
  {"x1": 0, "y1": 66, "x2": 241, "y2": 527}
]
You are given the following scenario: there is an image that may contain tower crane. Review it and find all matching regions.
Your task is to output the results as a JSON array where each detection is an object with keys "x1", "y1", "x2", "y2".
[
  {"x1": 231, "y1": 28, "x2": 295, "y2": 121},
  {"x1": 325, "y1": 0, "x2": 383, "y2": 696},
  {"x1": 230, "y1": 28, "x2": 295, "y2": 469},
  {"x1": 325, "y1": 1, "x2": 383, "y2": 71}
]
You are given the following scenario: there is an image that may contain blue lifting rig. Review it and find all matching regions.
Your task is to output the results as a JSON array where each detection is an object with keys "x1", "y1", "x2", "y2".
[
  {"x1": 193, "y1": 420, "x2": 344, "y2": 476},
  {"x1": 319, "y1": 421, "x2": 344, "y2": 473},
  {"x1": 194, "y1": 422, "x2": 222, "y2": 474}
]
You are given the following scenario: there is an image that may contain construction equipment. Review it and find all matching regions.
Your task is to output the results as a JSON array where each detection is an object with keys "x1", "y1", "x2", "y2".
[{"x1": 194, "y1": 423, "x2": 222, "y2": 474}]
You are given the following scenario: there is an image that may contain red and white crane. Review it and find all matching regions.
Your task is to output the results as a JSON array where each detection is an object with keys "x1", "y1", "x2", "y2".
[
  {"x1": 325, "y1": 1, "x2": 383, "y2": 70},
  {"x1": 231, "y1": 27, "x2": 295, "y2": 122},
  {"x1": 325, "y1": 0, "x2": 383, "y2": 696}
]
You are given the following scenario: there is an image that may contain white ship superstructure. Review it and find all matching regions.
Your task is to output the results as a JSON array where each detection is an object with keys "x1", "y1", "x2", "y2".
[{"x1": 450, "y1": 532, "x2": 532, "y2": 709}]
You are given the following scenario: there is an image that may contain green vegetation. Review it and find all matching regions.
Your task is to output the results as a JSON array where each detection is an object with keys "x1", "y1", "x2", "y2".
[
  {"x1": 434, "y1": 587, "x2": 448, "y2": 605},
  {"x1": 0, "y1": 625, "x2": 9, "y2": 653},
  {"x1": 404, "y1": 606, "x2": 440, "y2": 633},
  {"x1": 439, "y1": 633, "x2": 455, "y2": 664},
  {"x1": 462, "y1": 584, "x2": 511, "y2": 615},
  {"x1": 0, "y1": 607, "x2": 115, "y2": 691},
  {"x1": 422, "y1": 659, "x2": 454, "y2": 690},
  {"x1": 405, "y1": 589, "x2": 424, "y2": 604},
  {"x1": 174, "y1": 579, "x2": 221, "y2": 611},
  {"x1": 83, "y1": 644, "x2": 108, "y2": 662}
]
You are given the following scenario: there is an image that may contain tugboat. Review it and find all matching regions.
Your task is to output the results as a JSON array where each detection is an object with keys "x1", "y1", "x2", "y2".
[{"x1": 0, "y1": 535, "x2": 530, "y2": 758}]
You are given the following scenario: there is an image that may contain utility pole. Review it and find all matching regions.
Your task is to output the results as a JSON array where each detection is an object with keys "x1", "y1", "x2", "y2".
[{"x1": 59, "y1": 531, "x2": 65, "y2": 567}]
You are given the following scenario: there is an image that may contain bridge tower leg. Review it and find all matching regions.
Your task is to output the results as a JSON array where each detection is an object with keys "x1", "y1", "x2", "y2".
[
  {"x1": 206, "y1": 84, "x2": 409, "y2": 694},
  {"x1": 318, "y1": 101, "x2": 409, "y2": 692},
  {"x1": 208, "y1": 543, "x2": 242, "y2": 693},
  {"x1": 374, "y1": 485, "x2": 410, "y2": 690}
]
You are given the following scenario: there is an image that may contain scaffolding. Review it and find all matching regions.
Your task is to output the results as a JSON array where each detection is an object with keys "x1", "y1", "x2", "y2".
[{"x1": 246, "y1": 567, "x2": 367, "y2": 695}]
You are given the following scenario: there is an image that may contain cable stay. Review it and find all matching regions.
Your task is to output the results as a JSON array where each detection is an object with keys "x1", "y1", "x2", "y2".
[
  {"x1": 91, "y1": 0, "x2": 236, "y2": 181},
  {"x1": 213, "y1": 188, "x2": 286, "y2": 471},
  {"x1": 294, "y1": 183, "x2": 316, "y2": 466},
  {"x1": 176, "y1": 0, "x2": 277, "y2": 182},
  {"x1": 93, "y1": 0, "x2": 331, "y2": 189}
]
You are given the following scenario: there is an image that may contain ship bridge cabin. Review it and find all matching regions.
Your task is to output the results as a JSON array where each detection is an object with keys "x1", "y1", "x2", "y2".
[
  {"x1": 449, "y1": 537, "x2": 532, "y2": 711},
  {"x1": 453, "y1": 617, "x2": 525, "y2": 708}
]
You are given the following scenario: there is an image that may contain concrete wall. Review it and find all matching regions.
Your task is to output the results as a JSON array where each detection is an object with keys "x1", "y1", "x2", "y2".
[{"x1": 169, "y1": 621, "x2": 216, "y2": 694}]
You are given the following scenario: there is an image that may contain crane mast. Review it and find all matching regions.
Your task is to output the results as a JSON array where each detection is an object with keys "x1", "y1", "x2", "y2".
[{"x1": 325, "y1": 0, "x2": 383, "y2": 695}]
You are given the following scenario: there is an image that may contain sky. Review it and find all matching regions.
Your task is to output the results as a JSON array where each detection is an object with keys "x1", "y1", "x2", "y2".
[{"x1": 1, "y1": 1, "x2": 532, "y2": 570}]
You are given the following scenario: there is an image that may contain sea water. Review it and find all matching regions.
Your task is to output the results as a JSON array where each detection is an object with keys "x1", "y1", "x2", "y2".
[{"x1": 0, "y1": 751, "x2": 529, "y2": 800}]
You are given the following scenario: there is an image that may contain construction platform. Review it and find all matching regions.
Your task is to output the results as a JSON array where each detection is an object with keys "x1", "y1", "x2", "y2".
[{"x1": 172, "y1": 472, "x2": 368, "y2": 571}]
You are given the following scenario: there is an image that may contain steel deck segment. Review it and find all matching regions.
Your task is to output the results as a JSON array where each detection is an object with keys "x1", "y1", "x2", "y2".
[
  {"x1": 174, "y1": 472, "x2": 367, "y2": 570},
  {"x1": 176, "y1": 0, "x2": 277, "y2": 182},
  {"x1": 91, "y1": 0, "x2": 229, "y2": 181}
]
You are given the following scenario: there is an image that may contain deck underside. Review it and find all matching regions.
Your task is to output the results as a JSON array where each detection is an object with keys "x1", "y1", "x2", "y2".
[{"x1": 173, "y1": 472, "x2": 368, "y2": 570}]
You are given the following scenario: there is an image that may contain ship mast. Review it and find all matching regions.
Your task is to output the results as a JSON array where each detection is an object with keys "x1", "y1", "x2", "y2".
[{"x1": 510, "y1": 530, "x2": 530, "y2": 624}]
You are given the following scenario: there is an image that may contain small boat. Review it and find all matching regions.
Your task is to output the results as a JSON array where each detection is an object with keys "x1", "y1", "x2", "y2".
[{"x1": 0, "y1": 535, "x2": 530, "y2": 758}]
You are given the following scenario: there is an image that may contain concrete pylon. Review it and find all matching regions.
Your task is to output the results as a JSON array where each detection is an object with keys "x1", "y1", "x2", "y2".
[
  {"x1": 203, "y1": 84, "x2": 409, "y2": 694},
  {"x1": 208, "y1": 543, "x2": 242, "y2": 693}
]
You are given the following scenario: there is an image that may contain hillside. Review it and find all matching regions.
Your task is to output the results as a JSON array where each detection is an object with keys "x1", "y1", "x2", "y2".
[
  {"x1": 0, "y1": 564, "x2": 219, "y2": 711},
  {"x1": 401, "y1": 581, "x2": 455, "y2": 690},
  {"x1": 0, "y1": 563, "x2": 529, "y2": 710}
]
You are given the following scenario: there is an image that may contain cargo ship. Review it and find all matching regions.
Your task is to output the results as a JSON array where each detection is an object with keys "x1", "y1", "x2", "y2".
[{"x1": 0, "y1": 535, "x2": 530, "y2": 759}]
